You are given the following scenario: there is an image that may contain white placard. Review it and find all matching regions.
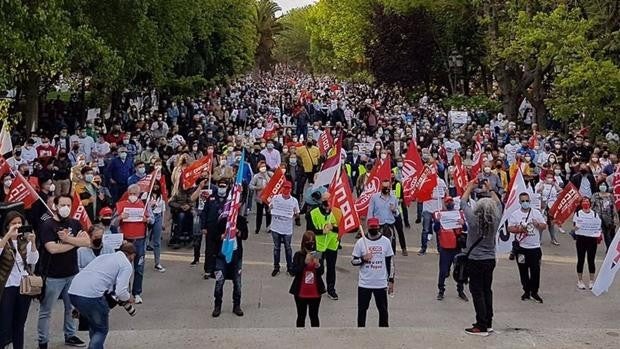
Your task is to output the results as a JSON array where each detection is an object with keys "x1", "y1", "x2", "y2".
[
  {"x1": 87, "y1": 108, "x2": 101, "y2": 121},
  {"x1": 438, "y1": 210, "x2": 462, "y2": 229},
  {"x1": 271, "y1": 206, "x2": 295, "y2": 218},
  {"x1": 102, "y1": 233, "x2": 124, "y2": 250},
  {"x1": 449, "y1": 111, "x2": 468, "y2": 124},
  {"x1": 574, "y1": 215, "x2": 602, "y2": 236},
  {"x1": 123, "y1": 207, "x2": 145, "y2": 222},
  {"x1": 354, "y1": 142, "x2": 374, "y2": 154}
]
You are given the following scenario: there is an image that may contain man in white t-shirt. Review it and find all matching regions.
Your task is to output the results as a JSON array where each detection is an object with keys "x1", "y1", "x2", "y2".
[
  {"x1": 269, "y1": 182, "x2": 299, "y2": 277},
  {"x1": 507, "y1": 192, "x2": 547, "y2": 304},
  {"x1": 351, "y1": 218, "x2": 394, "y2": 327},
  {"x1": 419, "y1": 176, "x2": 447, "y2": 255}
]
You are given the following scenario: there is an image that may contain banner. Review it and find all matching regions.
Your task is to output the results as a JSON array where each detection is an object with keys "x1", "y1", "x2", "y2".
[
  {"x1": 260, "y1": 167, "x2": 286, "y2": 205},
  {"x1": 549, "y1": 182, "x2": 582, "y2": 225},
  {"x1": 470, "y1": 139, "x2": 483, "y2": 179},
  {"x1": 7, "y1": 173, "x2": 38, "y2": 209},
  {"x1": 71, "y1": 192, "x2": 93, "y2": 230},
  {"x1": 181, "y1": 154, "x2": 213, "y2": 190},
  {"x1": 318, "y1": 130, "x2": 334, "y2": 154},
  {"x1": 613, "y1": 165, "x2": 620, "y2": 210},
  {"x1": 592, "y1": 229, "x2": 620, "y2": 296},
  {"x1": 453, "y1": 153, "x2": 468, "y2": 196},
  {"x1": 221, "y1": 151, "x2": 245, "y2": 263},
  {"x1": 263, "y1": 115, "x2": 277, "y2": 140},
  {"x1": 435, "y1": 210, "x2": 462, "y2": 230},
  {"x1": 313, "y1": 134, "x2": 343, "y2": 189},
  {"x1": 448, "y1": 111, "x2": 468, "y2": 125},
  {"x1": 402, "y1": 140, "x2": 423, "y2": 206},
  {"x1": 0, "y1": 158, "x2": 10, "y2": 179},
  {"x1": 329, "y1": 171, "x2": 360, "y2": 238},
  {"x1": 408, "y1": 165, "x2": 438, "y2": 203},
  {"x1": 495, "y1": 168, "x2": 529, "y2": 253},
  {"x1": 354, "y1": 155, "x2": 392, "y2": 216}
]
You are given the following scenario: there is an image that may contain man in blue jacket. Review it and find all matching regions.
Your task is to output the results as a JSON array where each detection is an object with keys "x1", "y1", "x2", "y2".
[{"x1": 106, "y1": 146, "x2": 134, "y2": 202}]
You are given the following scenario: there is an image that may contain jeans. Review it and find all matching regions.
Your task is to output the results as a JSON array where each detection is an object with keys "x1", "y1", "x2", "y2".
[
  {"x1": 438, "y1": 248, "x2": 463, "y2": 293},
  {"x1": 516, "y1": 247, "x2": 542, "y2": 295},
  {"x1": 357, "y1": 287, "x2": 389, "y2": 327},
  {"x1": 69, "y1": 295, "x2": 109, "y2": 349},
  {"x1": 321, "y1": 249, "x2": 338, "y2": 293},
  {"x1": 421, "y1": 211, "x2": 433, "y2": 250},
  {"x1": 294, "y1": 296, "x2": 321, "y2": 327},
  {"x1": 130, "y1": 238, "x2": 146, "y2": 296},
  {"x1": 0, "y1": 286, "x2": 31, "y2": 349},
  {"x1": 255, "y1": 201, "x2": 271, "y2": 233},
  {"x1": 173, "y1": 210, "x2": 193, "y2": 243},
  {"x1": 467, "y1": 259, "x2": 495, "y2": 331},
  {"x1": 38, "y1": 276, "x2": 76, "y2": 345},
  {"x1": 271, "y1": 231, "x2": 293, "y2": 272},
  {"x1": 214, "y1": 256, "x2": 242, "y2": 306},
  {"x1": 150, "y1": 213, "x2": 163, "y2": 265}
]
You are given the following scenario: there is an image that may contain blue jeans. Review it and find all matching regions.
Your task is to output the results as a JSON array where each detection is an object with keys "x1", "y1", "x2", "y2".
[
  {"x1": 69, "y1": 295, "x2": 109, "y2": 349},
  {"x1": 130, "y1": 238, "x2": 146, "y2": 296},
  {"x1": 214, "y1": 256, "x2": 242, "y2": 306},
  {"x1": 37, "y1": 276, "x2": 76, "y2": 345},
  {"x1": 421, "y1": 211, "x2": 433, "y2": 250},
  {"x1": 150, "y1": 213, "x2": 163, "y2": 265},
  {"x1": 271, "y1": 231, "x2": 293, "y2": 272},
  {"x1": 438, "y1": 248, "x2": 463, "y2": 293}
]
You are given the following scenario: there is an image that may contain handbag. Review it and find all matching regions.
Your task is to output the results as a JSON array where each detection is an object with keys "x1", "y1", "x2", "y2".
[
  {"x1": 10, "y1": 248, "x2": 43, "y2": 297},
  {"x1": 452, "y1": 234, "x2": 485, "y2": 284}
]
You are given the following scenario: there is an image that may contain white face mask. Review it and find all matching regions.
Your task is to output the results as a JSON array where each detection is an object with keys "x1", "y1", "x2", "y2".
[
  {"x1": 58, "y1": 205, "x2": 71, "y2": 218},
  {"x1": 48, "y1": 184, "x2": 56, "y2": 193},
  {"x1": 259, "y1": 167, "x2": 267, "y2": 173},
  {"x1": 128, "y1": 195, "x2": 139, "y2": 203}
]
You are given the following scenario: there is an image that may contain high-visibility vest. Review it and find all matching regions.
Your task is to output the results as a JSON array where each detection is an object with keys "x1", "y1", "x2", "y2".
[{"x1": 310, "y1": 207, "x2": 339, "y2": 252}]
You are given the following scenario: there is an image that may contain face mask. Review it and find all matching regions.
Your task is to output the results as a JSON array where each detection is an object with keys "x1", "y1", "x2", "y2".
[
  {"x1": 128, "y1": 195, "x2": 139, "y2": 203},
  {"x1": 92, "y1": 238, "x2": 103, "y2": 248},
  {"x1": 313, "y1": 126, "x2": 319, "y2": 130},
  {"x1": 4, "y1": 179, "x2": 12, "y2": 187},
  {"x1": 137, "y1": 167, "x2": 146, "y2": 175},
  {"x1": 119, "y1": 152, "x2": 127, "y2": 160},
  {"x1": 304, "y1": 242, "x2": 316, "y2": 251},
  {"x1": 546, "y1": 178, "x2": 553, "y2": 183},
  {"x1": 520, "y1": 201, "x2": 530, "y2": 210},
  {"x1": 554, "y1": 169, "x2": 562, "y2": 175},
  {"x1": 581, "y1": 202, "x2": 591, "y2": 210},
  {"x1": 446, "y1": 203, "x2": 455, "y2": 210},
  {"x1": 510, "y1": 140, "x2": 517, "y2": 145},
  {"x1": 381, "y1": 187, "x2": 390, "y2": 194},
  {"x1": 289, "y1": 158, "x2": 297, "y2": 165},
  {"x1": 599, "y1": 185, "x2": 607, "y2": 192},
  {"x1": 58, "y1": 205, "x2": 71, "y2": 218},
  {"x1": 259, "y1": 167, "x2": 267, "y2": 173},
  {"x1": 48, "y1": 184, "x2": 56, "y2": 193},
  {"x1": 101, "y1": 218, "x2": 112, "y2": 226},
  {"x1": 267, "y1": 144, "x2": 274, "y2": 150},
  {"x1": 397, "y1": 162, "x2": 403, "y2": 168},
  {"x1": 217, "y1": 188, "x2": 227, "y2": 197},
  {"x1": 549, "y1": 158, "x2": 556, "y2": 163},
  {"x1": 352, "y1": 150, "x2": 359, "y2": 156},
  {"x1": 483, "y1": 167, "x2": 491, "y2": 174},
  {"x1": 192, "y1": 146, "x2": 198, "y2": 151},
  {"x1": 592, "y1": 158, "x2": 599, "y2": 163},
  {"x1": 380, "y1": 154, "x2": 387, "y2": 160},
  {"x1": 123, "y1": 139, "x2": 129, "y2": 145},
  {"x1": 84, "y1": 174, "x2": 94, "y2": 183},
  {"x1": 282, "y1": 148, "x2": 288, "y2": 154},
  {"x1": 524, "y1": 156, "x2": 532, "y2": 162},
  {"x1": 368, "y1": 229, "x2": 380, "y2": 237},
  {"x1": 555, "y1": 144, "x2": 561, "y2": 149},
  {"x1": 466, "y1": 151, "x2": 472, "y2": 157}
]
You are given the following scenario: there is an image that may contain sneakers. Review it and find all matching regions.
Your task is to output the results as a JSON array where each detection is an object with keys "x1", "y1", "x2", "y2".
[
  {"x1": 588, "y1": 281, "x2": 594, "y2": 290},
  {"x1": 531, "y1": 293, "x2": 543, "y2": 303},
  {"x1": 577, "y1": 280, "x2": 586, "y2": 290},
  {"x1": 458, "y1": 292, "x2": 469, "y2": 302},
  {"x1": 212, "y1": 305, "x2": 221, "y2": 318},
  {"x1": 402, "y1": 249, "x2": 408, "y2": 256},
  {"x1": 436, "y1": 291, "x2": 444, "y2": 301},
  {"x1": 327, "y1": 290, "x2": 339, "y2": 300},
  {"x1": 190, "y1": 259, "x2": 199, "y2": 266},
  {"x1": 233, "y1": 305, "x2": 244, "y2": 317},
  {"x1": 271, "y1": 269, "x2": 280, "y2": 277},
  {"x1": 551, "y1": 240, "x2": 560, "y2": 246},
  {"x1": 521, "y1": 292, "x2": 530, "y2": 301},
  {"x1": 203, "y1": 272, "x2": 211, "y2": 280},
  {"x1": 146, "y1": 245, "x2": 154, "y2": 251},
  {"x1": 558, "y1": 227, "x2": 566, "y2": 233},
  {"x1": 65, "y1": 336, "x2": 86, "y2": 347},
  {"x1": 415, "y1": 218, "x2": 421, "y2": 224},
  {"x1": 154, "y1": 264, "x2": 166, "y2": 272},
  {"x1": 465, "y1": 326, "x2": 489, "y2": 337},
  {"x1": 38, "y1": 343, "x2": 48, "y2": 349},
  {"x1": 134, "y1": 295, "x2": 143, "y2": 304},
  {"x1": 287, "y1": 271, "x2": 295, "y2": 277},
  {"x1": 417, "y1": 249, "x2": 426, "y2": 256}
]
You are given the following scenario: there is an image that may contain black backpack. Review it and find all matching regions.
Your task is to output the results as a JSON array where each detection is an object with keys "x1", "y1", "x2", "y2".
[{"x1": 452, "y1": 234, "x2": 485, "y2": 284}]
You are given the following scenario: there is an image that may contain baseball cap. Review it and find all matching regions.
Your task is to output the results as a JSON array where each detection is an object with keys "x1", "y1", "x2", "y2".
[
  {"x1": 99, "y1": 207, "x2": 113, "y2": 218},
  {"x1": 367, "y1": 217, "x2": 380, "y2": 229}
]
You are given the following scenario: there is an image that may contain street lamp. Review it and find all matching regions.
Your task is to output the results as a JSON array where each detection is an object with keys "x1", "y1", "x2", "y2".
[{"x1": 448, "y1": 51, "x2": 465, "y2": 95}]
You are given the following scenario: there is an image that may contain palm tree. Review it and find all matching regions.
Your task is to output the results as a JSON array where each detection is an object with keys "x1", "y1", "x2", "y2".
[{"x1": 254, "y1": 0, "x2": 283, "y2": 71}]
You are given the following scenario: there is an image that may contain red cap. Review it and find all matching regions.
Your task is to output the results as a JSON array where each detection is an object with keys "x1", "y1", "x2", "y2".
[
  {"x1": 282, "y1": 181, "x2": 292, "y2": 189},
  {"x1": 99, "y1": 207, "x2": 113, "y2": 218},
  {"x1": 443, "y1": 196, "x2": 454, "y2": 203},
  {"x1": 367, "y1": 217, "x2": 380, "y2": 229}
]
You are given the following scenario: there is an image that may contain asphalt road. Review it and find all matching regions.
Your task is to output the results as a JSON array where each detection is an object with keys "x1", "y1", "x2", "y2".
[{"x1": 24, "y1": 208, "x2": 620, "y2": 348}]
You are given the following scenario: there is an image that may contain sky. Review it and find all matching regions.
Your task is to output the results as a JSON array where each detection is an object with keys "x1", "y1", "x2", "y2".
[{"x1": 276, "y1": 0, "x2": 317, "y2": 14}]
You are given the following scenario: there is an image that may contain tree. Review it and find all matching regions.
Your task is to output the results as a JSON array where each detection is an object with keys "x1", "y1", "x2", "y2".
[
  {"x1": 254, "y1": 0, "x2": 282, "y2": 71},
  {"x1": 273, "y1": 7, "x2": 313, "y2": 70}
]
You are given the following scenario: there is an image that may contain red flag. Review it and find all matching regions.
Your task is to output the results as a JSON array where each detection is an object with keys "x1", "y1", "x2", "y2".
[
  {"x1": 411, "y1": 165, "x2": 438, "y2": 202},
  {"x1": 318, "y1": 130, "x2": 334, "y2": 155},
  {"x1": 7, "y1": 173, "x2": 38, "y2": 209},
  {"x1": 0, "y1": 158, "x2": 10, "y2": 179},
  {"x1": 453, "y1": 153, "x2": 468, "y2": 196},
  {"x1": 159, "y1": 173, "x2": 168, "y2": 201},
  {"x1": 321, "y1": 133, "x2": 342, "y2": 170},
  {"x1": 119, "y1": 170, "x2": 158, "y2": 202},
  {"x1": 260, "y1": 167, "x2": 286, "y2": 205},
  {"x1": 71, "y1": 192, "x2": 93, "y2": 230},
  {"x1": 329, "y1": 171, "x2": 360, "y2": 238},
  {"x1": 528, "y1": 131, "x2": 538, "y2": 149},
  {"x1": 354, "y1": 156, "x2": 392, "y2": 216},
  {"x1": 613, "y1": 164, "x2": 620, "y2": 210},
  {"x1": 263, "y1": 115, "x2": 277, "y2": 140},
  {"x1": 402, "y1": 141, "x2": 423, "y2": 206},
  {"x1": 549, "y1": 182, "x2": 582, "y2": 225},
  {"x1": 181, "y1": 154, "x2": 213, "y2": 190},
  {"x1": 470, "y1": 139, "x2": 483, "y2": 179}
]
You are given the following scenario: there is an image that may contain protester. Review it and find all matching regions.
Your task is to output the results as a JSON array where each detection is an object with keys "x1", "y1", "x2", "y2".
[
  {"x1": 368, "y1": 179, "x2": 401, "y2": 255},
  {"x1": 573, "y1": 198, "x2": 603, "y2": 290},
  {"x1": 591, "y1": 182, "x2": 618, "y2": 249},
  {"x1": 249, "y1": 161, "x2": 273, "y2": 234},
  {"x1": 269, "y1": 181, "x2": 300, "y2": 277},
  {"x1": 289, "y1": 231, "x2": 324, "y2": 327}
]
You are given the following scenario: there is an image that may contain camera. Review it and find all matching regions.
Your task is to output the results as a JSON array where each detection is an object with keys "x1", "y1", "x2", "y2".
[
  {"x1": 477, "y1": 178, "x2": 488, "y2": 189},
  {"x1": 104, "y1": 291, "x2": 137, "y2": 317},
  {"x1": 118, "y1": 300, "x2": 137, "y2": 317}
]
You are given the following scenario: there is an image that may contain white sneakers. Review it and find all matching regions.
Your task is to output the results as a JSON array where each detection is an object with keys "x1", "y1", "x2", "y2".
[
  {"x1": 134, "y1": 295, "x2": 143, "y2": 304},
  {"x1": 154, "y1": 264, "x2": 166, "y2": 273},
  {"x1": 577, "y1": 280, "x2": 595, "y2": 290},
  {"x1": 588, "y1": 281, "x2": 594, "y2": 290}
]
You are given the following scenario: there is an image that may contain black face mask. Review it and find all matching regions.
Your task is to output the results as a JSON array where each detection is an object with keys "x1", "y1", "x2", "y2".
[
  {"x1": 321, "y1": 201, "x2": 330, "y2": 210},
  {"x1": 446, "y1": 203, "x2": 455, "y2": 210},
  {"x1": 304, "y1": 242, "x2": 315, "y2": 251},
  {"x1": 101, "y1": 218, "x2": 111, "y2": 226},
  {"x1": 368, "y1": 229, "x2": 380, "y2": 236},
  {"x1": 92, "y1": 238, "x2": 102, "y2": 248},
  {"x1": 381, "y1": 188, "x2": 390, "y2": 194}
]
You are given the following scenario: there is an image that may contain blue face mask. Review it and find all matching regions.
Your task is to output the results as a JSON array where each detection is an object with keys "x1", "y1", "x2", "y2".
[{"x1": 520, "y1": 201, "x2": 530, "y2": 210}]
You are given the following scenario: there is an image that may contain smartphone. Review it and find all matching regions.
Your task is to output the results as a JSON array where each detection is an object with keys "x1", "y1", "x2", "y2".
[
  {"x1": 18, "y1": 225, "x2": 32, "y2": 234},
  {"x1": 310, "y1": 251, "x2": 321, "y2": 259}
]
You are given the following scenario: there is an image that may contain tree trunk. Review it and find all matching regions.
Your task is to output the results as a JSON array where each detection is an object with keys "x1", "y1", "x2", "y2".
[{"x1": 23, "y1": 72, "x2": 40, "y2": 134}]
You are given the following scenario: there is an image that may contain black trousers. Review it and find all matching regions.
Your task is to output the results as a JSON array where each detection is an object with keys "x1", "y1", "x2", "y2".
[
  {"x1": 467, "y1": 259, "x2": 495, "y2": 331},
  {"x1": 321, "y1": 249, "x2": 338, "y2": 293},
  {"x1": 400, "y1": 201, "x2": 410, "y2": 226},
  {"x1": 576, "y1": 235, "x2": 598, "y2": 274},
  {"x1": 602, "y1": 223, "x2": 616, "y2": 250},
  {"x1": 0, "y1": 286, "x2": 31, "y2": 349},
  {"x1": 255, "y1": 201, "x2": 272, "y2": 233},
  {"x1": 393, "y1": 217, "x2": 407, "y2": 251},
  {"x1": 294, "y1": 296, "x2": 321, "y2": 327},
  {"x1": 357, "y1": 287, "x2": 389, "y2": 327},
  {"x1": 516, "y1": 247, "x2": 542, "y2": 295}
]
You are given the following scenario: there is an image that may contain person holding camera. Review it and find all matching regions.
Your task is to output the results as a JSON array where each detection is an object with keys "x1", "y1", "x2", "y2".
[
  {"x1": 0, "y1": 211, "x2": 39, "y2": 349},
  {"x1": 37, "y1": 195, "x2": 91, "y2": 349},
  {"x1": 507, "y1": 192, "x2": 547, "y2": 303},
  {"x1": 461, "y1": 179, "x2": 502, "y2": 336},
  {"x1": 289, "y1": 231, "x2": 325, "y2": 327},
  {"x1": 69, "y1": 242, "x2": 136, "y2": 349}
]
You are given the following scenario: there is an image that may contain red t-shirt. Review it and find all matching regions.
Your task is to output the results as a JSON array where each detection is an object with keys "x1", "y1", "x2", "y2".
[
  {"x1": 116, "y1": 200, "x2": 147, "y2": 239},
  {"x1": 298, "y1": 264, "x2": 320, "y2": 299}
]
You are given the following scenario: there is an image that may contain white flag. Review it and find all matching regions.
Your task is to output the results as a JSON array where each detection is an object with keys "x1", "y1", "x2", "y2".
[
  {"x1": 495, "y1": 168, "x2": 530, "y2": 253},
  {"x1": 592, "y1": 229, "x2": 620, "y2": 296},
  {"x1": 312, "y1": 163, "x2": 339, "y2": 189},
  {"x1": 0, "y1": 122, "x2": 13, "y2": 155}
]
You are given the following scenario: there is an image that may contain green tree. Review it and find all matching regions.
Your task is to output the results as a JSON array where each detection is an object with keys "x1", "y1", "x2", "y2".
[
  {"x1": 254, "y1": 0, "x2": 283, "y2": 71},
  {"x1": 274, "y1": 6, "x2": 313, "y2": 70}
]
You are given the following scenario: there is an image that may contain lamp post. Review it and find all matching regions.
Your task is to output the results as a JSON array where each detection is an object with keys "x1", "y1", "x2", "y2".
[{"x1": 449, "y1": 50, "x2": 465, "y2": 95}]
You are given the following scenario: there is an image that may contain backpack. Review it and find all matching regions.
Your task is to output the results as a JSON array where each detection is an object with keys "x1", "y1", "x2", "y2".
[{"x1": 452, "y1": 234, "x2": 485, "y2": 284}]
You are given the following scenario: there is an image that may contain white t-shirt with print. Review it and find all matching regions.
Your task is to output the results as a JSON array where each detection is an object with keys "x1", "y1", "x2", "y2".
[
  {"x1": 508, "y1": 208, "x2": 545, "y2": 249},
  {"x1": 352, "y1": 236, "x2": 394, "y2": 289},
  {"x1": 573, "y1": 210, "x2": 602, "y2": 238},
  {"x1": 269, "y1": 195, "x2": 299, "y2": 236}
]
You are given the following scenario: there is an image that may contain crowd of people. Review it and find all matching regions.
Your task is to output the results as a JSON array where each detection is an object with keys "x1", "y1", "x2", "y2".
[{"x1": 0, "y1": 68, "x2": 618, "y2": 347}]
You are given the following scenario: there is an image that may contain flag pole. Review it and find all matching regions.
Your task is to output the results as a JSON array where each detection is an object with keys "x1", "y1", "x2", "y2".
[
  {"x1": 8, "y1": 169, "x2": 53, "y2": 215},
  {"x1": 143, "y1": 168, "x2": 159, "y2": 217}
]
